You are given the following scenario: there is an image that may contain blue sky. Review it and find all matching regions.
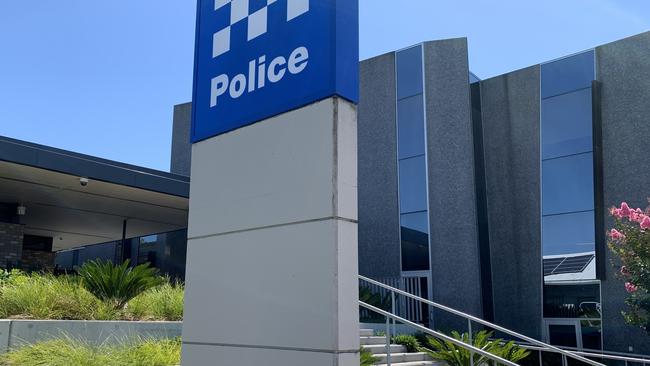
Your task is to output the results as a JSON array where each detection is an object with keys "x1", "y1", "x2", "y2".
[{"x1": 1, "y1": 0, "x2": 649, "y2": 171}]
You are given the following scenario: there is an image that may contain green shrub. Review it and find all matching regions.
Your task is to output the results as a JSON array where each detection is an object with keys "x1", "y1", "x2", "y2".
[
  {"x1": 0, "y1": 271, "x2": 182, "y2": 321},
  {"x1": 0, "y1": 337, "x2": 181, "y2": 366},
  {"x1": 78, "y1": 260, "x2": 164, "y2": 309},
  {"x1": 115, "y1": 338, "x2": 181, "y2": 366},
  {"x1": 392, "y1": 334, "x2": 420, "y2": 352},
  {"x1": 0, "y1": 272, "x2": 117, "y2": 320},
  {"x1": 422, "y1": 330, "x2": 530, "y2": 366},
  {"x1": 360, "y1": 347, "x2": 378, "y2": 366},
  {"x1": 127, "y1": 280, "x2": 184, "y2": 321}
]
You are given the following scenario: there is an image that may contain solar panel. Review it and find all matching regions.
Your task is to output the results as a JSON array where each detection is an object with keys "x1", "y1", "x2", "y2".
[{"x1": 543, "y1": 254, "x2": 595, "y2": 276}]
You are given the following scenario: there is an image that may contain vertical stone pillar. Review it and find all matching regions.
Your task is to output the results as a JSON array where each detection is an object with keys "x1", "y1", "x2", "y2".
[
  {"x1": 0, "y1": 223, "x2": 23, "y2": 268},
  {"x1": 181, "y1": 97, "x2": 359, "y2": 365}
]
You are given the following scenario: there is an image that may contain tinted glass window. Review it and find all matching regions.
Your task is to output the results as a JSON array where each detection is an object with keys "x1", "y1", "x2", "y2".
[
  {"x1": 541, "y1": 50, "x2": 595, "y2": 99},
  {"x1": 542, "y1": 153, "x2": 594, "y2": 215},
  {"x1": 396, "y1": 45, "x2": 423, "y2": 99},
  {"x1": 542, "y1": 89, "x2": 593, "y2": 159},
  {"x1": 548, "y1": 325, "x2": 578, "y2": 347},
  {"x1": 581, "y1": 321, "x2": 602, "y2": 350},
  {"x1": 397, "y1": 95, "x2": 425, "y2": 159},
  {"x1": 401, "y1": 212, "x2": 429, "y2": 271},
  {"x1": 401, "y1": 211, "x2": 429, "y2": 233},
  {"x1": 542, "y1": 211, "x2": 595, "y2": 256},
  {"x1": 398, "y1": 155, "x2": 428, "y2": 213},
  {"x1": 544, "y1": 284, "x2": 600, "y2": 318}
]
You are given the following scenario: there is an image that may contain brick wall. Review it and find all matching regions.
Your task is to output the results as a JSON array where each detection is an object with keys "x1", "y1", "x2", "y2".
[
  {"x1": 0, "y1": 222, "x2": 23, "y2": 268},
  {"x1": 22, "y1": 250, "x2": 55, "y2": 271}
]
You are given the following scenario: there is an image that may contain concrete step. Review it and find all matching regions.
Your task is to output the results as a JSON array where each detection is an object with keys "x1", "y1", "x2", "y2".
[
  {"x1": 360, "y1": 329, "x2": 374, "y2": 337},
  {"x1": 360, "y1": 336, "x2": 389, "y2": 345},
  {"x1": 374, "y1": 352, "x2": 432, "y2": 363},
  {"x1": 364, "y1": 343, "x2": 407, "y2": 354}
]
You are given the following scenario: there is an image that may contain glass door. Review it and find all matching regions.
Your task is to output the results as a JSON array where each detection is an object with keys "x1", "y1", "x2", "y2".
[{"x1": 545, "y1": 319, "x2": 581, "y2": 348}]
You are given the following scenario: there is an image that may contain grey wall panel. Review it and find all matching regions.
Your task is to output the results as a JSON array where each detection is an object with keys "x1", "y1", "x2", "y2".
[
  {"x1": 597, "y1": 31, "x2": 650, "y2": 355},
  {"x1": 423, "y1": 38, "x2": 483, "y2": 318},
  {"x1": 358, "y1": 53, "x2": 401, "y2": 278},
  {"x1": 170, "y1": 103, "x2": 193, "y2": 177},
  {"x1": 480, "y1": 66, "x2": 543, "y2": 339}
]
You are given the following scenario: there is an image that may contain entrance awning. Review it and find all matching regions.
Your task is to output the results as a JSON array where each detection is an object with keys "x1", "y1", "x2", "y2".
[{"x1": 0, "y1": 136, "x2": 189, "y2": 251}]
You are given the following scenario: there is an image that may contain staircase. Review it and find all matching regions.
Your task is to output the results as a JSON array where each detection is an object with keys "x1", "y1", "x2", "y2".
[{"x1": 360, "y1": 329, "x2": 442, "y2": 366}]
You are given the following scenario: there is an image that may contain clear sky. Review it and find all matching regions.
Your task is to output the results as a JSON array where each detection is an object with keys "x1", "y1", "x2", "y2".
[{"x1": 1, "y1": 0, "x2": 649, "y2": 171}]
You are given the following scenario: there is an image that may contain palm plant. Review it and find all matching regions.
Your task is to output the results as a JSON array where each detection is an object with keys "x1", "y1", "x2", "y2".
[
  {"x1": 78, "y1": 260, "x2": 164, "y2": 309},
  {"x1": 422, "y1": 330, "x2": 530, "y2": 366},
  {"x1": 360, "y1": 347, "x2": 378, "y2": 366}
]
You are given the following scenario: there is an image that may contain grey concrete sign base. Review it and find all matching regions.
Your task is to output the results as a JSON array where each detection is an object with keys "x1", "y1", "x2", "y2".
[{"x1": 181, "y1": 97, "x2": 360, "y2": 365}]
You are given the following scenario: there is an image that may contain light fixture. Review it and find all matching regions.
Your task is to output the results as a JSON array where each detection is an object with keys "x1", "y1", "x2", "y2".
[{"x1": 16, "y1": 205, "x2": 26, "y2": 216}]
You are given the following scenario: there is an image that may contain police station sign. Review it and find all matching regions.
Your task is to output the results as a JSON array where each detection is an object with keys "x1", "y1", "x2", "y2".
[{"x1": 191, "y1": 0, "x2": 359, "y2": 142}]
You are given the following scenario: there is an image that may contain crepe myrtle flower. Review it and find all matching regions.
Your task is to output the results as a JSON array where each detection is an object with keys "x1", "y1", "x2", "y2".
[
  {"x1": 609, "y1": 229, "x2": 626, "y2": 241},
  {"x1": 625, "y1": 282, "x2": 639, "y2": 294},
  {"x1": 641, "y1": 216, "x2": 650, "y2": 230}
]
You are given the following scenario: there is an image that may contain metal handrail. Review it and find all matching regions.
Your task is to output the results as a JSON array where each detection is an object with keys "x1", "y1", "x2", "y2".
[
  {"x1": 521, "y1": 344, "x2": 650, "y2": 365},
  {"x1": 359, "y1": 275, "x2": 605, "y2": 366},
  {"x1": 360, "y1": 301, "x2": 520, "y2": 366}
]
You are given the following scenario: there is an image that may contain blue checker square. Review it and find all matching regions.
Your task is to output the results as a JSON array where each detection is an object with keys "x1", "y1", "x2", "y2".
[{"x1": 191, "y1": 0, "x2": 359, "y2": 143}]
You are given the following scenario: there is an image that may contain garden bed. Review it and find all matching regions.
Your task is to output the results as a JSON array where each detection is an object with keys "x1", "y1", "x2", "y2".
[{"x1": 0, "y1": 319, "x2": 181, "y2": 353}]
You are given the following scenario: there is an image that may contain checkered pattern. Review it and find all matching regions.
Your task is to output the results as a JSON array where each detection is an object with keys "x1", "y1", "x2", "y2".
[{"x1": 213, "y1": 0, "x2": 309, "y2": 58}]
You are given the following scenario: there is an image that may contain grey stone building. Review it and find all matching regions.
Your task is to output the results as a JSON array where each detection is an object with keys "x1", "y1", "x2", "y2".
[
  {"x1": 168, "y1": 31, "x2": 650, "y2": 355},
  {"x1": 3, "y1": 30, "x2": 647, "y2": 356}
]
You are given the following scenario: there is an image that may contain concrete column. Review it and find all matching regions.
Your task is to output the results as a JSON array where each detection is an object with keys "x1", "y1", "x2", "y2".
[{"x1": 181, "y1": 97, "x2": 359, "y2": 365}]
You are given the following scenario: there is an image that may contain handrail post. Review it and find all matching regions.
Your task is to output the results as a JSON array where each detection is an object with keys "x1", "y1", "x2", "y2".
[
  {"x1": 386, "y1": 315, "x2": 391, "y2": 366},
  {"x1": 468, "y1": 319, "x2": 474, "y2": 366},
  {"x1": 562, "y1": 354, "x2": 567, "y2": 366},
  {"x1": 538, "y1": 350, "x2": 543, "y2": 366},
  {"x1": 391, "y1": 290, "x2": 396, "y2": 336}
]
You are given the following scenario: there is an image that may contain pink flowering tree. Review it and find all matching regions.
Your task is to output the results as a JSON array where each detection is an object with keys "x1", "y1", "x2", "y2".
[{"x1": 608, "y1": 202, "x2": 650, "y2": 332}]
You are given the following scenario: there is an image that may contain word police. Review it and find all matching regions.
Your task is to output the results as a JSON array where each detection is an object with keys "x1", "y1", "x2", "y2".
[{"x1": 210, "y1": 46, "x2": 309, "y2": 107}]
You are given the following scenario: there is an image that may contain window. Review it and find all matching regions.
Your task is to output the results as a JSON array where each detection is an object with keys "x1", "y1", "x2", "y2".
[
  {"x1": 397, "y1": 95, "x2": 425, "y2": 159},
  {"x1": 398, "y1": 155, "x2": 428, "y2": 213},
  {"x1": 400, "y1": 211, "x2": 429, "y2": 271},
  {"x1": 543, "y1": 211, "x2": 595, "y2": 256},
  {"x1": 541, "y1": 50, "x2": 596, "y2": 277},
  {"x1": 396, "y1": 45, "x2": 423, "y2": 99},
  {"x1": 542, "y1": 88, "x2": 593, "y2": 159},
  {"x1": 396, "y1": 45, "x2": 430, "y2": 273},
  {"x1": 541, "y1": 50, "x2": 595, "y2": 99},
  {"x1": 542, "y1": 153, "x2": 594, "y2": 215}
]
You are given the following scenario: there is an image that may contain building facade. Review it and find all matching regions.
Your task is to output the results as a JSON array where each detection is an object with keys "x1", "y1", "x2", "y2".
[
  {"x1": 355, "y1": 32, "x2": 650, "y2": 355},
  {"x1": 4, "y1": 31, "x2": 648, "y2": 356}
]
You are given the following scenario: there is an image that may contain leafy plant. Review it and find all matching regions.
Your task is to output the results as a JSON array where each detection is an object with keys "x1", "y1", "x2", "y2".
[
  {"x1": 127, "y1": 280, "x2": 184, "y2": 321},
  {"x1": 392, "y1": 334, "x2": 421, "y2": 352},
  {"x1": 421, "y1": 330, "x2": 530, "y2": 366},
  {"x1": 360, "y1": 347, "x2": 378, "y2": 366},
  {"x1": 0, "y1": 271, "x2": 183, "y2": 321},
  {"x1": 608, "y1": 201, "x2": 650, "y2": 332},
  {"x1": 359, "y1": 286, "x2": 392, "y2": 310},
  {"x1": 0, "y1": 272, "x2": 117, "y2": 320},
  {"x1": 78, "y1": 260, "x2": 164, "y2": 309},
  {"x1": 0, "y1": 337, "x2": 181, "y2": 366}
]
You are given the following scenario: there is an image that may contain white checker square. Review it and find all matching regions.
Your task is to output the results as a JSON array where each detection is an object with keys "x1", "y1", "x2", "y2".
[
  {"x1": 287, "y1": 0, "x2": 309, "y2": 21},
  {"x1": 230, "y1": 0, "x2": 249, "y2": 24},
  {"x1": 213, "y1": 26, "x2": 231, "y2": 58},
  {"x1": 267, "y1": 0, "x2": 277, "y2": 4},
  {"x1": 215, "y1": 0, "x2": 230, "y2": 10},
  {"x1": 247, "y1": 7, "x2": 268, "y2": 41}
]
